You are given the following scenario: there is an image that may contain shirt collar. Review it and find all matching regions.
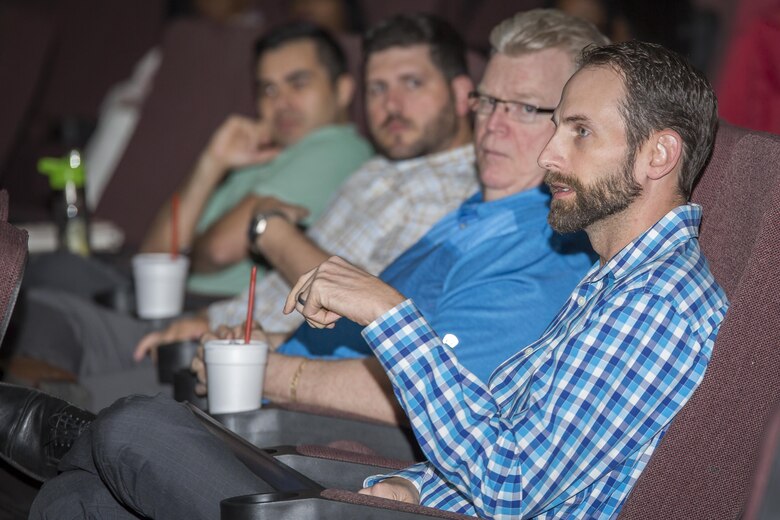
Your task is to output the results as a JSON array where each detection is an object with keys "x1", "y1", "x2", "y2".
[
  {"x1": 392, "y1": 144, "x2": 475, "y2": 172},
  {"x1": 458, "y1": 185, "x2": 550, "y2": 221},
  {"x1": 586, "y1": 203, "x2": 702, "y2": 283}
]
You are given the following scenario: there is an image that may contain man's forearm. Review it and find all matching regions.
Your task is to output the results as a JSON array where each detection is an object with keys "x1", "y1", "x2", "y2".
[
  {"x1": 141, "y1": 154, "x2": 224, "y2": 253},
  {"x1": 189, "y1": 195, "x2": 257, "y2": 273},
  {"x1": 264, "y1": 353, "x2": 408, "y2": 426},
  {"x1": 257, "y1": 219, "x2": 330, "y2": 285}
]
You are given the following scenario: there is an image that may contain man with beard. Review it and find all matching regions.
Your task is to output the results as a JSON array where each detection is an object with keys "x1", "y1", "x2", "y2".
[{"x1": 281, "y1": 40, "x2": 729, "y2": 518}]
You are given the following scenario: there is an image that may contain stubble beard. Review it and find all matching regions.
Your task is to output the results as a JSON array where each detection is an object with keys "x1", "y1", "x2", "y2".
[{"x1": 373, "y1": 93, "x2": 459, "y2": 161}]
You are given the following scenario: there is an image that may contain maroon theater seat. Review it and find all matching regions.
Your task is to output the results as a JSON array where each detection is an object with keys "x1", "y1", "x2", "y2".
[
  {"x1": 356, "y1": 0, "x2": 453, "y2": 30},
  {"x1": 618, "y1": 123, "x2": 780, "y2": 519},
  {"x1": 458, "y1": 0, "x2": 546, "y2": 52},
  {"x1": 0, "y1": 6, "x2": 53, "y2": 182},
  {"x1": 0, "y1": 190, "x2": 29, "y2": 346},
  {"x1": 743, "y1": 404, "x2": 780, "y2": 520},
  {"x1": 336, "y1": 32, "x2": 367, "y2": 135}
]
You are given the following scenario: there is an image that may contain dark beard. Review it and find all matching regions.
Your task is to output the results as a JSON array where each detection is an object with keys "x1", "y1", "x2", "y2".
[{"x1": 545, "y1": 157, "x2": 642, "y2": 234}]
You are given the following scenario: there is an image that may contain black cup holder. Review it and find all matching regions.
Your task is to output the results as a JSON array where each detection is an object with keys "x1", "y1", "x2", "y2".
[
  {"x1": 93, "y1": 283, "x2": 136, "y2": 315},
  {"x1": 173, "y1": 367, "x2": 208, "y2": 410},
  {"x1": 157, "y1": 340, "x2": 200, "y2": 384}
]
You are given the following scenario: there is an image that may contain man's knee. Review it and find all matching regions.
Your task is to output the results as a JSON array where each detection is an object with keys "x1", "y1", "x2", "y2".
[
  {"x1": 89, "y1": 394, "x2": 205, "y2": 514},
  {"x1": 91, "y1": 394, "x2": 185, "y2": 470}
]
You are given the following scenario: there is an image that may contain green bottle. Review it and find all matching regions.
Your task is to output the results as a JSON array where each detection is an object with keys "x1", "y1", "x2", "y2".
[{"x1": 38, "y1": 150, "x2": 91, "y2": 256}]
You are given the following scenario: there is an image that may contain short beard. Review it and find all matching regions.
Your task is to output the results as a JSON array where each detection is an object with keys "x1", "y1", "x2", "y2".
[
  {"x1": 545, "y1": 154, "x2": 643, "y2": 234},
  {"x1": 372, "y1": 92, "x2": 459, "y2": 160}
]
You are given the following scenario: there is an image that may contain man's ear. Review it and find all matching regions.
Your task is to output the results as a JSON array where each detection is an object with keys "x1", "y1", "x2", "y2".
[
  {"x1": 645, "y1": 130, "x2": 683, "y2": 181},
  {"x1": 450, "y1": 75, "x2": 474, "y2": 117},
  {"x1": 335, "y1": 74, "x2": 356, "y2": 111}
]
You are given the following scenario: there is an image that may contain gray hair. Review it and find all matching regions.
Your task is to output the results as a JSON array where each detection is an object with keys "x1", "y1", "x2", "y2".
[{"x1": 490, "y1": 8, "x2": 609, "y2": 61}]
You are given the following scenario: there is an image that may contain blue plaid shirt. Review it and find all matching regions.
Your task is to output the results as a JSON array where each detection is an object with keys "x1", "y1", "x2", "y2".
[{"x1": 362, "y1": 204, "x2": 728, "y2": 519}]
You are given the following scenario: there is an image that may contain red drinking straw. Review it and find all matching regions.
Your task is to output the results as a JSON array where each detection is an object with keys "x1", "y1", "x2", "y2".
[
  {"x1": 244, "y1": 265, "x2": 258, "y2": 343},
  {"x1": 171, "y1": 192, "x2": 180, "y2": 259}
]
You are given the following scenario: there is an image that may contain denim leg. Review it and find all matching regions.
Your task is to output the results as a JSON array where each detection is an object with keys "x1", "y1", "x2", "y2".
[
  {"x1": 34, "y1": 394, "x2": 268, "y2": 520},
  {"x1": 30, "y1": 469, "x2": 141, "y2": 519}
]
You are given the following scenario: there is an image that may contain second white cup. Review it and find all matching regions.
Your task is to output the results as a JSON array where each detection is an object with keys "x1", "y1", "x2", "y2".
[
  {"x1": 131, "y1": 253, "x2": 189, "y2": 319},
  {"x1": 205, "y1": 339, "x2": 268, "y2": 414}
]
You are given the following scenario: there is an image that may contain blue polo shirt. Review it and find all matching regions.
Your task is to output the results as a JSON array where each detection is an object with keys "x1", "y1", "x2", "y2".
[{"x1": 276, "y1": 186, "x2": 595, "y2": 383}]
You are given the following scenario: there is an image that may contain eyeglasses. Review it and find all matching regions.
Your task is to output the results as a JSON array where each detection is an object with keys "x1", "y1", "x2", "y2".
[{"x1": 467, "y1": 91, "x2": 555, "y2": 124}]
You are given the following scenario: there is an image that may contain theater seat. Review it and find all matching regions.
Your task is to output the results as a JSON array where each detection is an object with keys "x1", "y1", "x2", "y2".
[
  {"x1": 743, "y1": 405, "x2": 780, "y2": 520},
  {"x1": 0, "y1": 192, "x2": 37, "y2": 514},
  {"x1": 213, "y1": 402, "x2": 423, "y2": 462},
  {"x1": 0, "y1": 190, "x2": 28, "y2": 346},
  {"x1": 0, "y1": 7, "x2": 53, "y2": 183},
  {"x1": 618, "y1": 123, "x2": 780, "y2": 519}
]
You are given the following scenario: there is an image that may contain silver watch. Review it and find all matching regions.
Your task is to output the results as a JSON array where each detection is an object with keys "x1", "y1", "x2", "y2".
[{"x1": 247, "y1": 210, "x2": 286, "y2": 254}]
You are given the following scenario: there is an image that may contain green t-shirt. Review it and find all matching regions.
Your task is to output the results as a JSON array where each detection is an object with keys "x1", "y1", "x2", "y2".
[{"x1": 187, "y1": 124, "x2": 372, "y2": 296}]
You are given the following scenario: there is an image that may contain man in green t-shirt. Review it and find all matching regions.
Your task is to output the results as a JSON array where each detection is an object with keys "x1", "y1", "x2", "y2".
[{"x1": 140, "y1": 22, "x2": 372, "y2": 296}]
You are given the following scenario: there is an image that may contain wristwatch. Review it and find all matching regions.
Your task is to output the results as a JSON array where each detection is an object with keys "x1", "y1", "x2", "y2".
[{"x1": 247, "y1": 210, "x2": 287, "y2": 254}]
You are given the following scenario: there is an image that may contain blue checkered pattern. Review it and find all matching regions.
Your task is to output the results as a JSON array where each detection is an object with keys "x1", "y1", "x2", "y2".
[{"x1": 362, "y1": 204, "x2": 728, "y2": 519}]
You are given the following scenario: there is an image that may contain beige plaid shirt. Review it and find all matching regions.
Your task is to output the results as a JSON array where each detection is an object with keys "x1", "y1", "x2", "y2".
[{"x1": 207, "y1": 144, "x2": 478, "y2": 333}]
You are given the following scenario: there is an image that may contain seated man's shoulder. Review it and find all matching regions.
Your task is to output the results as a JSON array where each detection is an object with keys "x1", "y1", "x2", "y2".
[
  {"x1": 289, "y1": 126, "x2": 372, "y2": 161},
  {"x1": 619, "y1": 240, "x2": 727, "y2": 322}
]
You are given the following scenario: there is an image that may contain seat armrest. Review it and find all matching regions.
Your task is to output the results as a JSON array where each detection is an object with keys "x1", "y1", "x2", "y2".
[
  {"x1": 264, "y1": 445, "x2": 409, "y2": 491},
  {"x1": 221, "y1": 490, "x2": 477, "y2": 520},
  {"x1": 213, "y1": 406, "x2": 423, "y2": 461}
]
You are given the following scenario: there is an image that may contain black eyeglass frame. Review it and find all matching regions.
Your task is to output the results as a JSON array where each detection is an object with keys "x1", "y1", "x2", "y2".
[{"x1": 467, "y1": 91, "x2": 556, "y2": 122}]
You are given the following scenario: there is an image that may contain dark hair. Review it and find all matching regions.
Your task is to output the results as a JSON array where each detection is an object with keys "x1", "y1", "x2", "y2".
[
  {"x1": 362, "y1": 13, "x2": 468, "y2": 81},
  {"x1": 578, "y1": 41, "x2": 718, "y2": 198},
  {"x1": 254, "y1": 22, "x2": 347, "y2": 83}
]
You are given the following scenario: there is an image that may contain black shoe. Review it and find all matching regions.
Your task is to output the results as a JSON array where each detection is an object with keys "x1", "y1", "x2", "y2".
[{"x1": 0, "y1": 382, "x2": 95, "y2": 482}]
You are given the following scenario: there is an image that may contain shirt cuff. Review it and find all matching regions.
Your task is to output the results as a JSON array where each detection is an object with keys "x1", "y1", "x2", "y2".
[
  {"x1": 361, "y1": 299, "x2": 444, "y2": 374},
  {"x1": 362, "y1": 462, "x2": 429, "y2": 493}
]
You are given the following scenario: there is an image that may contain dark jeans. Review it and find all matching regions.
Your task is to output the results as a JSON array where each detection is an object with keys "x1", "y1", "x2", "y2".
[{"x1": 30, "y1": 394, "x2": 267, "y2": 519}]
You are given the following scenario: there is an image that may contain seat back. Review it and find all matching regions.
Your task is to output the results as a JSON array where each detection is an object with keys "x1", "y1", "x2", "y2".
[
  {"x1": 457, "y1": 0, "x2": 545, "y2": 52},
  {"x1": 619, "y1": 123, "x2": 780, "y2": 518},
  {"x1": 0, "y1": 190, "x2": 29, "y2": 346},
  {"x1": 0, "y1": 5, "x2": 53, "y2": 179},
  {"x1": 743, "y1": 405, "x2": 780, "y2": 520},
  {"x1": 336, "y1": 32, "x2": 366, "y2": 135},
  {"x1": 355, "y1": 0, "x2": 452, "y2": 30},
  {"x1": 94, "y1": 18, "x2": 263, "y2": 247}
]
